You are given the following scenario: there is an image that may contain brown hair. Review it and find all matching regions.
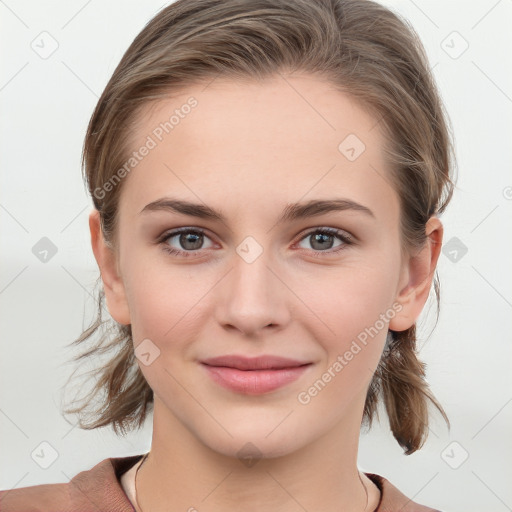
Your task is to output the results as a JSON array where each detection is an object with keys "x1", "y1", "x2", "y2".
[{"x1": 61, "y1": 0, "x2": 455, "y2": 455}]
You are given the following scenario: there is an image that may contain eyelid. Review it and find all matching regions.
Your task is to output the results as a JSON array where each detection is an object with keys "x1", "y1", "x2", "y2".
[
  {"x1": 158, "y1": 225, "x2": 355, "y2": 259},
  {"x1": 295, "y1": 226, "x2": 353, "y2": 244},
  {"x1": 292, "y1": 226, "x2": 354, "y2": 257},
  {"x1": 157, "y1": 226, "x2": 217, "y2": 259},
  {"x1": 158, "y1": 226, "x2": 214, "y2": 247}
]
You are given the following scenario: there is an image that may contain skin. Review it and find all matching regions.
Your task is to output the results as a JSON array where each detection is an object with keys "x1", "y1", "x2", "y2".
[{"x1": 89, "y1": 74, "x2": 443, "y2": 512}]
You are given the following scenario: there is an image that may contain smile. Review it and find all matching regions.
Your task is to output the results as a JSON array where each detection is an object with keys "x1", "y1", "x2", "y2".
[{"x1": 200, "y1": 355, "x2": 313, "y2": 395}]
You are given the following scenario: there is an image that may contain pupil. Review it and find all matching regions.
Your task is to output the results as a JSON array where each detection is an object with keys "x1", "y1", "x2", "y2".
[
  {"x1": 182, "y1": 232, "x2": 202, "y2": 249},
  {"x1": 312, "y1": 233, "x2": 331, "y2": 250}
]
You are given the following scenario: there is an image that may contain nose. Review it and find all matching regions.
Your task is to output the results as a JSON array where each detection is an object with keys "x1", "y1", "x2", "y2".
[{"x1": 214, "y1": 247, "x2": 290, "y2": 337}]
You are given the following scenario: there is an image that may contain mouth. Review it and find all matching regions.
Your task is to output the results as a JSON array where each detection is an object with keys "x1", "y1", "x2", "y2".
[{"x1": 200, "y1": 355, "x2": 313, "y2": 395}]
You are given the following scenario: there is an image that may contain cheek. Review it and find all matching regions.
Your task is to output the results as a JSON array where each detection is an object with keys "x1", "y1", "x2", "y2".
[
  {"x1": 298, "y1": 261, "x2": 399, "y2": 390},
  {"x1": 292, "y1": 293, "x2": 392, "y2": 435},
  {"x1": 125, "y1": 246, "x2": 399, "y2": 344},
  {"x1": 122, "y1": 251, "x2": 212, "y2": 347},
  {"x1": 298, "y1": 260, "x2": 399, "y2": 339}
]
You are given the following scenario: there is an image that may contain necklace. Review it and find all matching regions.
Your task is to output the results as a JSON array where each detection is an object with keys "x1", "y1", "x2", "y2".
[
  {"x1": 134, "y1": 453, "x2": 149, "y2": 512},
  {"x1": 134, "y1": 454, "x2": 373, "y2": 512}
]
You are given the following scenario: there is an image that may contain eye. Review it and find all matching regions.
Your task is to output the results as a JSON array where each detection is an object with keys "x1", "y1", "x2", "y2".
[
  {"x1": 295, "y1": 227, "x2": 353, "y2": 256},
  {"x1": 157, "y1": 226, "x2": 354, "y2": 260},
  {"x1": 158, "y1": 227, "x2": 214, "y2": 258}
]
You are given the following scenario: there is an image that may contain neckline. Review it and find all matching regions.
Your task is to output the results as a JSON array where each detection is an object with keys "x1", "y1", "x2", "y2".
[
  {"x1": 119, "y1": 455, "x2": 146, "y2": 511},
  {"x1": 119, "y1": 455, "x2": 384, "y2": 512}
]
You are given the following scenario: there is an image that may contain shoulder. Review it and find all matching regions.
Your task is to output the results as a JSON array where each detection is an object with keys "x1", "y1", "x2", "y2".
[
  {"x1": 366, "y1": 473, "x2": 443, "y2": 512},
  {"x1": 0, "y1": 462, "x2": 443, "y2": 512},
  {"x1": 0, "y1": 454, "x2": 144, "y2": 512}
]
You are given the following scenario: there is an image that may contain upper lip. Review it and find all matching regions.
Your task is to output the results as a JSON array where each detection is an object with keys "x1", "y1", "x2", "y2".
[{"x1": 201, "y1": 355, "x2": 311, "y2": 370}]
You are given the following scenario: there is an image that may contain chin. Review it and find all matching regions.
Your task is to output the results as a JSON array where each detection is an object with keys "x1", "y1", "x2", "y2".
[{"x1": 198, "y1": 423, "x2": 308, "y2": 462}]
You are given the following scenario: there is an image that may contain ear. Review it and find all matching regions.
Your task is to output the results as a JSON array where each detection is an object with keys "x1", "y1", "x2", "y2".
[
  {"x1": 389, "y1": 216, "x2": 443, "y2": 332},
  {"x1": 89, "y1": 209, "x2": 131, "y2": 325}
]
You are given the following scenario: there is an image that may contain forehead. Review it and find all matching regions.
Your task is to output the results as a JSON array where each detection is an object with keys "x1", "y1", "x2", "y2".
[
  {"x1": 132, "y1": 74, "x2": 382, "y2": 154},
  {"x1": 119, "y1": 74, "x2": 396, "y2": 221}
]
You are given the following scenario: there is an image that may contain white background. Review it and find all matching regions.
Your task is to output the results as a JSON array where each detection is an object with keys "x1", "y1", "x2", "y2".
[{"x1": 1, "y1": 1, "x2": 511, "y2": 511}]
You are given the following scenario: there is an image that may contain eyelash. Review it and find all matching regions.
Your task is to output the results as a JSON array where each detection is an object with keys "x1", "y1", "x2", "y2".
[{"x1": 157, "y1": 226, "x2": 354, "y2": 259}]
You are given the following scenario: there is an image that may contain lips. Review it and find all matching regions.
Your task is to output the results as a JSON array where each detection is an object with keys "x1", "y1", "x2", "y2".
[
  {"x1": 200, "y1": 355, "x2": 312, "y2": 394},
  {"x1": 201, "y1": 355, "x2": 311, "y2": 370}
]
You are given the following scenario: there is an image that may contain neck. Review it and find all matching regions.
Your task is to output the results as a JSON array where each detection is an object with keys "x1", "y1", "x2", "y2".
[{"x1": 136, "y1": 396, "x2": 380, "y2": 512}]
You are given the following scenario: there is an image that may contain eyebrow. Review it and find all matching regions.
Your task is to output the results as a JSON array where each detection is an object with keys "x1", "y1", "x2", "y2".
[{"x1": 139, "y1": 197, "x2": 375, "y2": 223}]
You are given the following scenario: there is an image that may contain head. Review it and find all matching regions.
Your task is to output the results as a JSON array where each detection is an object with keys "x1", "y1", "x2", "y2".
[{"x1": 63, "y1": 0, "x2": 455, "y2": 456}]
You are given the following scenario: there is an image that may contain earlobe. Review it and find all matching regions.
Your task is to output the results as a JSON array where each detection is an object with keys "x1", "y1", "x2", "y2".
[
  {"x1": 89, "y1": 209, "x2": 131, "y2": 325},
  {"x1": 389, "y1": 217, "x2": 443, "y2": 332}
]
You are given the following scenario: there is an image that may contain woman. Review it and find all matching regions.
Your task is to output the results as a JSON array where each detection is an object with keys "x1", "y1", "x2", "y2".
[{"x1": 0, "y1": 0, "x2": 455, "y2": 510}]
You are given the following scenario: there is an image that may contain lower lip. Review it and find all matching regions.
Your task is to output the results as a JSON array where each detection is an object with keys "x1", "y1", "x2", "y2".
[{"x1": 201, "y1": 364, "x2": 311, "y2": 395}]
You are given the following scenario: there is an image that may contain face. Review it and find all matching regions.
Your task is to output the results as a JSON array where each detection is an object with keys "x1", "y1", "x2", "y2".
[{"x1": 101, "y1": 74, "x2": 416, "y2": 458}]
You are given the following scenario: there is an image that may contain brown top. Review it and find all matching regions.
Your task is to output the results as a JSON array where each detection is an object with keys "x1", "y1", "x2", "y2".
[{"x1": 0, "y1": 454, "x2": 442, "y2": 511}]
